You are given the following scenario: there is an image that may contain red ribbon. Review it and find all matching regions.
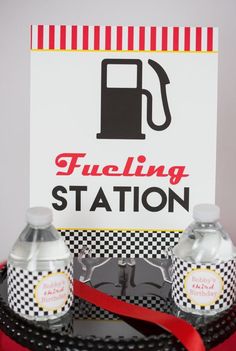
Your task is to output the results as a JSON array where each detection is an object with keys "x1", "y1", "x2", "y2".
[{"x1": 74, "y1": 279, "x2": 206, "y2": 351}]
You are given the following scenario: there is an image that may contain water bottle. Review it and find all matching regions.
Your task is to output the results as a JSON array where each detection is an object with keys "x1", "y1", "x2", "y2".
[
  {"x1": 7, "y1": 207, "x2": 73, "y2": 321},
  {"x1": 171, "y1": 204, "x2": 236, "y2": 315}
]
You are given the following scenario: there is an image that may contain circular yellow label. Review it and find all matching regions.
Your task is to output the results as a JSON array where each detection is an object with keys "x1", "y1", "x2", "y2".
[
  {"x1": 184, "y1": 268, "x2": 224, "y2": 307},
  {"x1": 34, "y1": 272, "x2": 70, "y2": 311}
]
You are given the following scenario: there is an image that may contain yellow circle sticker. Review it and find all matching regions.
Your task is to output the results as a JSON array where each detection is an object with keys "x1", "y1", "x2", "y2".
[
  {"x1": 184, "y1": 268, "x2": 224, "y2": 307},
  {"x1": 34, "y1": 272, "x2": 70, "y2": 311}
]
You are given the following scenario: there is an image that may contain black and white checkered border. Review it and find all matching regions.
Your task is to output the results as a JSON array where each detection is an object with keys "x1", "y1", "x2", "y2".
[
  {"x1": 59, "y1": 229, "x2": 182, "y2": 258},
  {"x1": 172, "y1": 256, "x2": 236, "y2": 312},
  {"x1": 7, "y1": 263, "x2": 74, "y2": 318},
  {"x1": 72, "y1": 295, "x2": 173, "y2": 320}
]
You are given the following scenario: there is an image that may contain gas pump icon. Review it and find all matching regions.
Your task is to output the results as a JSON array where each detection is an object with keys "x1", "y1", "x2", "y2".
[{"x1": 97, "y1": 59, "x2": 172, "y2": 139}]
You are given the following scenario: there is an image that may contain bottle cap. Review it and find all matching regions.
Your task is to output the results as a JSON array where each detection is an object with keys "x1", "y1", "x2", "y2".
[
  {"x1": 26, "y1": 207, "x2": 53, "y2": 228},
  {"x1": 193, "y1": 204, "x2": 220, "y2": 223}
]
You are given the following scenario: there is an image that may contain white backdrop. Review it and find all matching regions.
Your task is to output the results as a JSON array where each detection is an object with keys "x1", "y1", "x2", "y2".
[{"x1": 0, "y1": 0, "x2": 236, "y2": 259}]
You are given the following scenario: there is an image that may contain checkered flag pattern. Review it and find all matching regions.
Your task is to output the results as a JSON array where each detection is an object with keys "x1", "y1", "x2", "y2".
[
  {"x1": 7, "y1": 263, "x2": 74, "y2": 318},
  {"x1": 59, "y1": 229, "x2": 182, "y2": 258},
  {"x1": 172, "y1": 256, "x2": 236, "y2": 312},
  {"x1": 72, "y1": 295, "x2": 173, "y2": 320}
]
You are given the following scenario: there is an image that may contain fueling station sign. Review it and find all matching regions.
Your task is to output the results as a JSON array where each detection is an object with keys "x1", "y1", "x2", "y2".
[{"x1": 30, "y1": 25, "x2": 218, "y2": 257}]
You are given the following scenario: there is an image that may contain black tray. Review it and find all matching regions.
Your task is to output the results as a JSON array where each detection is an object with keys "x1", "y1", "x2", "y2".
[{"x1": 0, "y1": 259, "x2": 235, "y2": 351}]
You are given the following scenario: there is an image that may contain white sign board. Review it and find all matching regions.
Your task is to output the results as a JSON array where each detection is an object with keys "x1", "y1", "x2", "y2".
[{"x1": 30, "y1": 25, "x2": 218, "y2": 257}]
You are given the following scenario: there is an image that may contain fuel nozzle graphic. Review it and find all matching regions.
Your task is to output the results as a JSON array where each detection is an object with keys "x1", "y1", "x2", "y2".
[{"x1": 97, "y1": 59, "x2": 172, "y2": 140}]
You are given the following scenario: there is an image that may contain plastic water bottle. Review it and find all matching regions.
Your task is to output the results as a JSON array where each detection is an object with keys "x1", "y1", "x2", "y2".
[
  {"x1": 171, "y1": 204, "x2": 236, "y2": 315},
  {"x1": 7, "y1": 207, "x2": 73, "y2": 321}
]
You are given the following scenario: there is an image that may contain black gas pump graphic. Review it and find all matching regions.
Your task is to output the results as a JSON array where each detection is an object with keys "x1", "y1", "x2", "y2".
[{"x1": 97, "y1": 59, "x2": 171, "y2": 140}]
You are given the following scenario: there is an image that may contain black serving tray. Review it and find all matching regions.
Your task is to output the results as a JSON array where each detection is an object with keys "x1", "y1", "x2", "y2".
[{"x1": 0, "y1": 259, "x2": 235, "y2": 351}]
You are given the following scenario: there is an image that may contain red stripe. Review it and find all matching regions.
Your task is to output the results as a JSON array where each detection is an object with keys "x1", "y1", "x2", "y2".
[
  {"x1": 162, "y1": 27, "x2": 168, "y2": 51},
  {"x1": 184, "y1": 27, "x2": 190, "y2": 51},
  {"x1": 139, "y1": 26, "x2": 145, "y2": 50},
  {"x1": 60, "y1": 25, "x2": 66, "y2": 50},
  {"x1": 83, "y1": 26, "x2": 89, "y2": 50},
  {"x1": 207, "y1": 27, "x2": 213, "y2": 51},
  {"x1": 128, "y1": 26, "x2": 134, "y2": 50},
  {"x1": 196, "y1": 27, "x2": 202, "y2": 51},
  {"x1": 94, "y1": 26, "x2": 100, "y2": 50},
  {"x1": 0, "y1": 261, "x2": 6, "y2": 270},
  {"x1": 117, "y1": 26, "x2": 122, "y2": 50},
  {"x1": 150, "y1": 26, "x2": 156, "y2": 51},
  {"x1": 37, "y1": 25, "x2": 43, "y2": 49},
  {"x1": 105, "y1": 26, "x2": 111, "y2": 50},
  {"x1": 173, "y1": 27, "x2": 179, "y2": 51},
  {"x1": 49, "y1": 25, "x2": 55, "y2": 50},
  {"x1": 74, "y1": 280, "x2": 206, "y2": 351},
  {"x1": 0, "y1": 331, "x2": 30, "y2": 351},
  {"x1": 211, "y1": 332, "x2": 236, "y2": 351},
  {"x1": 71, "y1": 25, "x2": 77, "y2": 50}
]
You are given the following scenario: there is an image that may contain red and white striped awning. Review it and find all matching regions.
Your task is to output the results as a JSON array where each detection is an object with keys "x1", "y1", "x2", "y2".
[{"x1": 30, "y1": 25, "x2": 218, "y2": 53}]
